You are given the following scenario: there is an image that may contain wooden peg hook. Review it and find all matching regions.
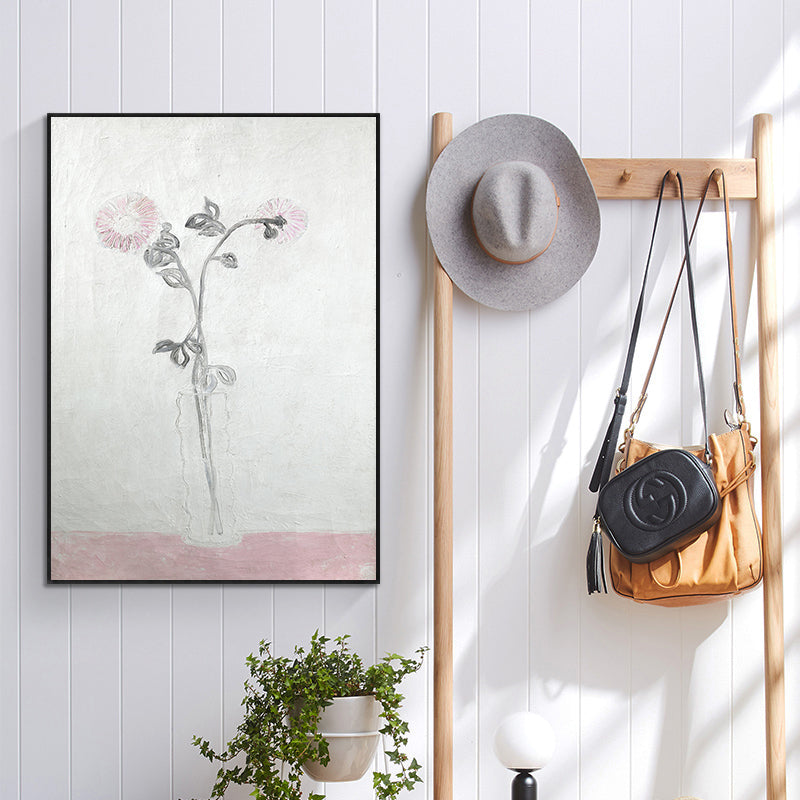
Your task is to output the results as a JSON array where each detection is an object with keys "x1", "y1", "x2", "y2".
[
  {"x1": 711, "y1": 168, "x2": 724, "y2": 196},
  {"x1": 620, "y1": 168, "x2": 632, "y2": 183}
]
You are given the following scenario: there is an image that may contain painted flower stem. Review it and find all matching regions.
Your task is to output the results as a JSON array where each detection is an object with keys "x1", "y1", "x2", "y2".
[{"x1": 189, "y1": 217, "x2": 286, "y2": 539}]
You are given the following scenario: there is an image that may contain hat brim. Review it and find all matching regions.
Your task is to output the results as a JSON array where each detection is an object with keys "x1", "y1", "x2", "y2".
[{"x1": 426, "y1": 114, "x2": 601, "y2": 312}]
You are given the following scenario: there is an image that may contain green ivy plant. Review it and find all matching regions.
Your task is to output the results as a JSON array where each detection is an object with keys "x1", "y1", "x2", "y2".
[{"x1": 191, "y1": 631, "x2": 427, "y2": 800}]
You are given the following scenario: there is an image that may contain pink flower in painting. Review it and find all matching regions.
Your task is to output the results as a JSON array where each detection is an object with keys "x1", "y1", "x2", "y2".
[
  {"x1": 95, "y1": 192, "x2": 160, "y2": 253},
  {"x1": 255, "y1": 198, "x2": 308, "y2": 244}
]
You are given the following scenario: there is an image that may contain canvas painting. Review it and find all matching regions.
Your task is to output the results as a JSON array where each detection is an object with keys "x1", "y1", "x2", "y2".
[{"x1": 49, "y1": 114, "x2": 378, "y2": 582}]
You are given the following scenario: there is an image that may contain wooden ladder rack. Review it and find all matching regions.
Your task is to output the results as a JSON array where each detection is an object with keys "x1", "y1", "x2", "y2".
[{"x1": 430, "y1": 112, "x2": 785, "y2": 800}]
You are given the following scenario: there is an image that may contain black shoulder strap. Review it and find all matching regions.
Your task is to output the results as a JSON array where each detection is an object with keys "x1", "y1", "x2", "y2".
[
  {"x1": 589, "y1": 170, "x2": 711, "y2": 496},
  {"x1": 588, "y1": 171, "x2": 666, "y2": 493}
]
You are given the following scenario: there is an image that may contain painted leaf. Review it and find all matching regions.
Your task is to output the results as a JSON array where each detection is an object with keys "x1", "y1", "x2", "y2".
[
  {"x1": 153, "y1": 339, "x2": 176, "y2": 353},
  {"x1": 204, "y1": 197, "x2": 220, "y2": 220},
  {"x1": 216, "y1": 252, "x2": 238, "y2": 269},
  {"x1": 185, "y1": 212, "x2": 208, "y2": 230},
  {"x1": 170, "y1": 345, "x2": 190, "y2": 368},
  {"x1": 143, "y1": 247, "x2": 176, "y2": 269},
  {"x1": 155, "y1": 223, "x2": 180, "y2": 250},
  {"x1": 185, "y1": 213, "x2": 225, "y2": 237},
  {"x1": 215, "y1": 365, "x2": 237, "y2": 385},
  {"x1": 160, "y1": 268, "x2": 186, "y2": 288},
  {"x1": 184, "y1": 338, "x2": 201, "y2": 354}
]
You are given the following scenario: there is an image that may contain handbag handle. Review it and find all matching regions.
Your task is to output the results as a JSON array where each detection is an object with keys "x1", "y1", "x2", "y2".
[
  {"x1": 589, "y1": 170, "x2": 712, "y2": 495},
  {"x1": 623, "y1": 171, "x2": 747, "y2": 442},
  {"x1": 649, "y1": 551, "x2": 683, "y2": 590}
]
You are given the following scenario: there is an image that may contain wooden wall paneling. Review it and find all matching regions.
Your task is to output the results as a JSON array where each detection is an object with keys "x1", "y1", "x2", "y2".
[
  {"x1": 528, "y1": 2, "x2": 581, "y2": 798},
  {"x1": 222, "y1": 0, "x2": 272, "y2": 113},
  {"x1": 733, "y1": 2, "x2": 784, "y2": 799},
  {"x1": 628, "y1": 3, "x2": 684, "y2": 797},
  {"x1": 118, "y1": 5, "x2": 174, "y2": 798},
  {"x1": 375, "y1": 1, "x2": 430, "y2": 798},
  {"x1": 19, "y1": 1, "x2": 70, "y2": 797},
  {"x1": 780, "y1": 7, "x2": 800, "y2": 799},
  {"x1": 578, "y1": 0, "x2": 633, "y2": 798},
  {"x1": 120, "y1": 0, "x2": 171, "y2": 113},
  {"x1": 477, "y1": 1, "x2": 532, "y2": 797},
  {"x1": 429, "y1": 2, "x2": 479, "y2": 798},
  {"x1": 478, "y1": 0, "x2": 528, "y2": 119},
  {"x1": 0, "y1": 0, "x2": 20, "y2": 795},
  {"x1": 324, "y1": 0, "x2": 374, "y2": 113},
  {"x1": 70, "y1": 0, "x2": 119, "y2": 112},
  {"x1": 274, "y1": 0, "x2": 323, "y2": 112},
  {"x1": 120, "y1": 587, "x2": 173, "y2": 798},
  {"x1": 70, "y1": 590, "x2": 121, "y2": 799},
  {"x1": 170, "y1": 6, "x2": 225, "y2": 797},
  {"x1": 172, "y1": 0, "x2": 222, "y2": 113},
  {"x1": 67, "y1": 3, "x2": 123, "y2": 797},
  {"x1": 172, "y1": 587, "x2": 223, "y2": 799}
]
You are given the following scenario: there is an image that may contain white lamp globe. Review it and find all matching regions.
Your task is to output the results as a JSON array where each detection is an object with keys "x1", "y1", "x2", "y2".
[{"x1": 493, "y1": 711, "x2": 556, "y2": 771}]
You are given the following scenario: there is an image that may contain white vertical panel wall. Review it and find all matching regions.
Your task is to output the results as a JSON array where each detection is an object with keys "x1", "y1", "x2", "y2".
[{"x1": 1, "y1": 1, "x2": 797, "y2": 799}]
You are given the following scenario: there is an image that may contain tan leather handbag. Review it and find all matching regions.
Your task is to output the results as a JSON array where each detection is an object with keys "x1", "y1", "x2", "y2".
[{"x1": 609, "y1": 172, "x2": 762, "y2": 606}]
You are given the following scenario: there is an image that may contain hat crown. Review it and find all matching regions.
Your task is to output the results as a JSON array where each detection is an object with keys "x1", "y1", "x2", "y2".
[{"x1": 471, "y1": 161, "x2": 558, "y2": 265}]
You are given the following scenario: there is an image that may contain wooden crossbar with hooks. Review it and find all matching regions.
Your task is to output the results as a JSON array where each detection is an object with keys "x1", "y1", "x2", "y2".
[
  {"x1": 430, "y1": 112, "x2": 784, "y2": 800},
  {"x1": 583, "y1": 157, "x2": 757, "y2": 198}
]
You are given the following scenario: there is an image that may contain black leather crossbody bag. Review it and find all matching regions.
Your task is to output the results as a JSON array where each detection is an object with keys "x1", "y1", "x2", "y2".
[{"x1": 587, "y1": 172, "x2": 721, "y2": 587}]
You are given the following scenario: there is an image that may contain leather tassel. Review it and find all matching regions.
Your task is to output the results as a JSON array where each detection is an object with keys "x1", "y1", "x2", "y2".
[{"x1": 587, "y1": 518, "x2": 608, "y2": 594}]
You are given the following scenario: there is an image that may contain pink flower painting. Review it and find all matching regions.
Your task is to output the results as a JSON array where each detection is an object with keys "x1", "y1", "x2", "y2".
[
  {"x1": 95, "y1": 192, "x2": 160, "y2": 253},
  {"x1": 94, "y1": 192, "x2": 307, "y2": 546},
  {"x1": 255, "y1": 198, "x2": 308, "y2": 244}
]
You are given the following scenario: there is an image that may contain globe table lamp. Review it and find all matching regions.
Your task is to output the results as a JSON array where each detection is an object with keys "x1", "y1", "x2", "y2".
[{"x1": 493, "y1": 712, "x2": 556, "y2": 800}]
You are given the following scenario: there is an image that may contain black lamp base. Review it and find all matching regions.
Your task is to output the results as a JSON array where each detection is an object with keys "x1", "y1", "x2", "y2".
[{"x1": 511, "y1": 770, "x2": 538, "y2": 800}]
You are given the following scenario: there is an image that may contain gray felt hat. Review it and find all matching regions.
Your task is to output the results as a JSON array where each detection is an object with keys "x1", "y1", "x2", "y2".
[{"x1": 426, "y1": 114, "x2": 600, "y2": 312}]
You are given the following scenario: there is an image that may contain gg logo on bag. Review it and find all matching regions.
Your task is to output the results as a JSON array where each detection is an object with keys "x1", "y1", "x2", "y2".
[{"x1": 624, "y1": 471, "x2": 688, "y2": 530}]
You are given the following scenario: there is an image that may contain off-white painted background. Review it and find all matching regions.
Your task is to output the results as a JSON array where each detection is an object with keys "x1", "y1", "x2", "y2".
[
  {"x1": 50, "y1": 115, "x2": 377, "y2": 534},
  {"x1": 1, "y1": 0, "x2": 798, "y2": 799}
]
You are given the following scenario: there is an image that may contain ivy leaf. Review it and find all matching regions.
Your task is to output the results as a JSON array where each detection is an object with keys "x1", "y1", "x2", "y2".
[{"x1": 184, "y1": 338, "x2": 202, "y2": 354}]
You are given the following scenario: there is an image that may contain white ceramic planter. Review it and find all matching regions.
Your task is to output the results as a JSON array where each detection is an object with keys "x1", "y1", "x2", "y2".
[{"x1": 302, "y1": 695, "x2": 381, "y2": 782}]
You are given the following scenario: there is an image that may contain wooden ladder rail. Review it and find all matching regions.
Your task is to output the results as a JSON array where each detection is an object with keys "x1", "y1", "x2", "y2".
[{"x1": 429, "y1": 113, "x2": 785, "y2": 800}]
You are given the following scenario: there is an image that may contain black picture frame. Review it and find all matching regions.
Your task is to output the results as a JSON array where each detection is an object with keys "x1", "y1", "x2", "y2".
[{"x1": 48, "y1": 113, "x2": 379, "y2": 584}]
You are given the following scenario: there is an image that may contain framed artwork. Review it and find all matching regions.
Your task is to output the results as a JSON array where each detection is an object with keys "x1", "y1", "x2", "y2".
[{"x1": 48, "y1": 114, "x2": 379, "y2": 583}]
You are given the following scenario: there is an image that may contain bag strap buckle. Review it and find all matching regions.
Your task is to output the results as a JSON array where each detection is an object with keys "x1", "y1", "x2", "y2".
[{"x1": 724, "y1": 407, "x2": 746, "y2": 430}]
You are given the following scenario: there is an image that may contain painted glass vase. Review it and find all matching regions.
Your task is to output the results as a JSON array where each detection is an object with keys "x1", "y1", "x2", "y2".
[{"x1": 176, "y1": 389, "x2": 239, "y2": 546}]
